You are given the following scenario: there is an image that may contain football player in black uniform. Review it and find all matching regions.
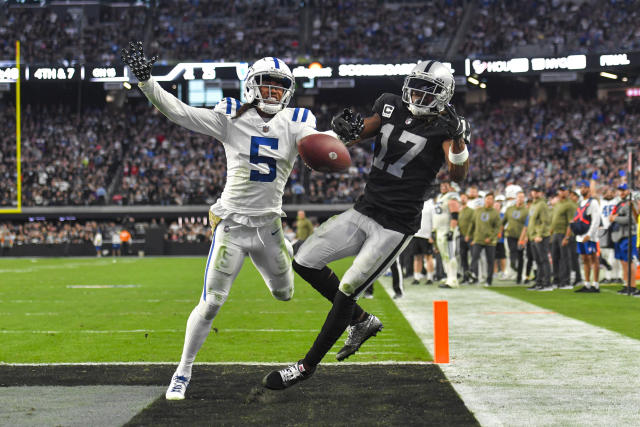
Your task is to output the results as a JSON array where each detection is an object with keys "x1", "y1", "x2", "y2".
[{"x1": 263, "y1": 60, "x2": 470, "y2": 390}]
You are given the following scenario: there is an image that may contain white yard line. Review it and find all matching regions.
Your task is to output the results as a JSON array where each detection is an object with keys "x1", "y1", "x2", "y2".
[
  {"x1": 1, "y1": 361, "x2": 433, "y2": 366},
  {"x1": 379, "y1": 279, "x2": 640, "y2": 426},
  {"x1": 0, "y1": 328, "x2": 321, "y2": 334}
]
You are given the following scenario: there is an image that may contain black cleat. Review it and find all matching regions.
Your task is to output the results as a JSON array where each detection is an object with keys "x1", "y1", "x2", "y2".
[
  {"x1": 336, "y1": 314, "x2": 383, "y2": 361},
  {"x1": 263, "y1": 360, "x2": 315, "y2": 390}
]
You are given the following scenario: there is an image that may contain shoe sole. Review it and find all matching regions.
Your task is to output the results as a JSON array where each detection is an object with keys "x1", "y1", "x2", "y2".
[
  {"x1": 165, "y1": 393, "x2": 185, "y2": 400},
  {"x1": 336, "y1": 324, "x2": 383, "y2": 361}
]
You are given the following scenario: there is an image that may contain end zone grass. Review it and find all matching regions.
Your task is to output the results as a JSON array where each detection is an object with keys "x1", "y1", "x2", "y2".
[{"x1": 0, "y1": 257, "x2": 430, "y2": 363}]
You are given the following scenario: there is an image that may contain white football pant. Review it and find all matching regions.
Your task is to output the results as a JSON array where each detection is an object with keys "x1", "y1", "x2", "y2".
[{"x1": 295, "y1": 208, "x2": 412, "y2": 299}]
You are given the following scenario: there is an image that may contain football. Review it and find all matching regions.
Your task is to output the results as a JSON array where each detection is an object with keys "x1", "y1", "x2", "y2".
[{"x1": 298, "y1": 133, "x2": 351, "y2": 172}]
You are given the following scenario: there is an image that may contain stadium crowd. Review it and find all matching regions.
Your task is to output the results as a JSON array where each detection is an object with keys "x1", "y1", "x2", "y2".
[
  {"x1": 0, "y1": 218, "x2": 211, "y2": 248},
  {"x1": 2, "y1": 0, "x2": 636, "y2": 64},
  {"x1": 461, "y1": 0, "x2": 640, "y2": 58},
  {"x1": 3, "y1": 98, "x2": 640, "y2": 208}
]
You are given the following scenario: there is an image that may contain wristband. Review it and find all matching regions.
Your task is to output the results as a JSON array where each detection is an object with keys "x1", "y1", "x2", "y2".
[{"x1": 448, "y1": 145, "x2": 468, "y2": 165}]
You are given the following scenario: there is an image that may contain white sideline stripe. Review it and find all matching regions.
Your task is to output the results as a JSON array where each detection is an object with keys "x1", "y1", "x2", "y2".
[
  {"x1": 0, "y1": 328, "x2": 321, "y2": 334},
  {"x1": 379, "y1": 278, "x2": 640, "y2": 426},
  {"x1": 66, "y1": 285, "x2": 141, "y2": 289},
  {"x1": 0, "y1": 259, "x2": 138, "y2": 273},
  {"x1": 0, "y1": 361, "x2": 433, "y2": 366}
]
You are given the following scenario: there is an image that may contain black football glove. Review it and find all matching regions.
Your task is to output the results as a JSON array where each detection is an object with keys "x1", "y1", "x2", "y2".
[
  {"x1": 121, "y1": 41, "x2": 157, "y2": 82},
  {"x1": 331, "y1": 108, "x2": 364, "y2": 143},
  {"x1": 439, "y1": 104, "x2": 471, "y2": 144}
]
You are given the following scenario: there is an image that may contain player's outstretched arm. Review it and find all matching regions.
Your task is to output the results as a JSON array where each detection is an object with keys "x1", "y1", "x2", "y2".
[
  {"x1": 121, "y1": 41, "x2": 225, "y2": 140},
  {"x1": 440, "y1": 105, "x2": 469, "y2": 182}
]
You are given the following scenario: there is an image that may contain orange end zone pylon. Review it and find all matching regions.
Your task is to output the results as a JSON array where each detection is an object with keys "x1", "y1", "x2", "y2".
[{"x1": 433, "y1": 300, "x2": 449, "y2": 363}]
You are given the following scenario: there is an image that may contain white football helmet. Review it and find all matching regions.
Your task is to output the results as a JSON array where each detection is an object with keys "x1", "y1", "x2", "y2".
[
  {"x1": 402, "y1": 60, "x2": 455, "y2": 116},
  {"x1": 244, "y1": 57, "x2": 295, "y2": 115}
]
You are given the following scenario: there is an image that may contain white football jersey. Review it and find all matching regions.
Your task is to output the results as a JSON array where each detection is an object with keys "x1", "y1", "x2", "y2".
[
  {"x1": 433, "y1": 191, "x2": 460, "y2": 230},
  {"x1": 600, "y1": 197, "x2": 619, "y2": 229},
  {"x1": 414, "y1": 199, "x2": 434, "y2": 239},
  {"x1": 139, "y1": 78, "x2": 316, "y2": 226}
]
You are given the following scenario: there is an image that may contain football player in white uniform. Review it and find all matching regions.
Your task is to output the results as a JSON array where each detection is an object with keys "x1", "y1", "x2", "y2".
[
  {"x1": 122, "y1": 42, "x2": 327, "y2": 400},
  {"x1": 433, "y1": 181, "x2": 461, "y2": 288},
  {"x1": 599, "y1": 185, "x2": 621, "y2": 283}
]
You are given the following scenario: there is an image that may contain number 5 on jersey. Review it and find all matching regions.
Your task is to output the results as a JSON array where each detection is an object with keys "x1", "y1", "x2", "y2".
[{"x1": 250, "y1": 136, "x2": 278, "y2": 182}]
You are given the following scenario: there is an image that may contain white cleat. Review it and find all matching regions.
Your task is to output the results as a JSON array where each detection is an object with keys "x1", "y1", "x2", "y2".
[{"x1": 166, "y1": 374, "x2": 190, "y2": 400}]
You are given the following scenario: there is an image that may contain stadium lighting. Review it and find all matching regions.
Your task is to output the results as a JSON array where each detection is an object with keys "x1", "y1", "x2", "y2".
[
  {"x1": 622, "y1": 77, "x2": 629, "y2": 82},
  {"x1": 467, "y1": 76, "x2": 480, "y2": 85},
  {"x1": 479, "y1": 82, "x2": 487, "y2": 89},
  {"x1": 600, "y1": 72, "x2": 618, "y2": 79},
  {"x1": 122, "y1": 82, "x2": 132, "y2": 90}
]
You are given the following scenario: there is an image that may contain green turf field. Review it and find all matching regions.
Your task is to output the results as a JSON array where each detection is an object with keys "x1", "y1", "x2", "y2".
[
  {"x1": 0, "y1": 257, "x2": 430, "y2": 363},
  {"x1": 491, "y1": 284, "x2": 640, "y2": 340}
]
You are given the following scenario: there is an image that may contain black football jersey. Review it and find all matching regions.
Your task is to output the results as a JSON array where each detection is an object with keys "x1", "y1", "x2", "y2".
[{"x1": 354, "y1": 93, "x2": 449, "y2": 234}]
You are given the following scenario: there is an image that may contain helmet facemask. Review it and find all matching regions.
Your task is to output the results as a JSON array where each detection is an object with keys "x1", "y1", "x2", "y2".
[
  {"x1": 402, "y1": 75, "x2": 451, "y2": 116},
  {"x1": 245, "y1": 71, "x2": 294, "y2": 115}
]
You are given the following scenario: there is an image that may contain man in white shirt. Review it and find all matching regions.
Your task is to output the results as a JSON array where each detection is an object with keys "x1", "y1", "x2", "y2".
[{"x1": 573, "y1": 180, "x2": 601, "y2": 293}]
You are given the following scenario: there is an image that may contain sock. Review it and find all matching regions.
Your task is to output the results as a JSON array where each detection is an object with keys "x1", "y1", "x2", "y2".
[
  {"x1": 176, "y1": 306, "x2": 214, "y2": 378},
  {"x1": 304, "y1": 291, "x2": 355, "y2": 367},
  {"x1": 292, "y1": 260, "x2": 365, "y2": 326},
  {"x1": 413, "y1": 272, "x2": 423, "y2": 280},
  {"x1": 592, "y1": 281, "x2": 599, "y2": 289}
]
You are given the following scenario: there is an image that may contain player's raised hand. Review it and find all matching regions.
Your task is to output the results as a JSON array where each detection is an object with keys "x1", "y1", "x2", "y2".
[
  {"x1": 121, "y1": 41, "x2": 157, "y2": 82},
  {"x1": 331, "y1": 108, "x2": 364, "y2": 143},
  {"x1": 440, "y1": 104, "x2": 470, "y2": 144}
]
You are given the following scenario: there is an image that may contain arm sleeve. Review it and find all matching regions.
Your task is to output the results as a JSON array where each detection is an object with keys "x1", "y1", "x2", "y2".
[{"x1": 138, "y1": 77, "x2": 227, "y2": 140}]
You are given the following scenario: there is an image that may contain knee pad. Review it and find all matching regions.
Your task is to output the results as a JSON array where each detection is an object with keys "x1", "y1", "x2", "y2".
[
  {"x1": 339, "y1": 265, "x2": 368, "y2": 297},
  {"x1": 269, "y1": 269, "x2": 294, "y2": 301},
  {"x1": 198, "y1": 291, "x2": 227, "y2": 320}
]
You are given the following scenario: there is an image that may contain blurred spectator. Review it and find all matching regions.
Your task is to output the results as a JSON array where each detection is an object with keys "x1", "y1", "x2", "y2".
[{"x1": 460, "y1": 0, "x2": 640, "y2": 58}]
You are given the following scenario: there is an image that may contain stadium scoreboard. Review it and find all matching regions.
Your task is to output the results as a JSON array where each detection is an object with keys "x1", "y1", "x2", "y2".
[{"x1": 0, "y1": 51, "x2": 637, "y2": 84}]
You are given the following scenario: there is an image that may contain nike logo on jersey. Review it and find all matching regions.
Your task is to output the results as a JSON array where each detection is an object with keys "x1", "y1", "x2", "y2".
[{"x1": 271, "y1": 230, "x2": 279, "y2": 235}]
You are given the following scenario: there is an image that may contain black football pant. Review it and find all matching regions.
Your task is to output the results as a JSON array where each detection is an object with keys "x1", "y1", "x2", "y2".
[
  {"x1": 551, "y1": 233, "x2": 572, "y2": 286},
  {"x1": 531, "y1": 237, "x2": 551, "y2": 287},
  {"x1": 470, "y1": 244, "x2": 496, "y2": 285},
  {"x1": 569, "y1": 236, "x2": 581, "y2": 282},
  {"x1": 459, "y1": 235, "x2": 471, "y2": 279},
  {"x1": 506, "y1": 237, "x2": 524, "y2": 282}
]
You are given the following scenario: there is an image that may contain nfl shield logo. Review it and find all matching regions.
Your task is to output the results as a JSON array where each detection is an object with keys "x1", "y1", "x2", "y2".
[
  {"x1": 262, "y1": 125, "x2": 270, "y2": 133},
  {"x1": 405, "y1": 117, "x2": 412, "y2": 125}
]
